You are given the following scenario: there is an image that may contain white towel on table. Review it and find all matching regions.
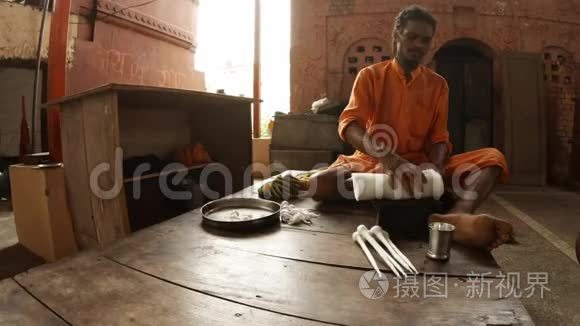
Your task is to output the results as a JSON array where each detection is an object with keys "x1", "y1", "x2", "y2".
[{"x1": 352, "y1": 169, "x2": 444, "y2": 201}]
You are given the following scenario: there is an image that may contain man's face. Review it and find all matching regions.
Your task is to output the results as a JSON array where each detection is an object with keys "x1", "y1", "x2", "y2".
[{"x1": 395, "y1": 20, "x2": 434, "y2": 67}]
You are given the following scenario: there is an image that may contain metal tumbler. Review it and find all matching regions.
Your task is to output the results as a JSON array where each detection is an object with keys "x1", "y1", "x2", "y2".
[{"x1": 426, "y1": 222, "x2": 455, "y2": 260}]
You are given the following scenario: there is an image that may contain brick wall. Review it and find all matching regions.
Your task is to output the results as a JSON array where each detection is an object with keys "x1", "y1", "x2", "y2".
[
  {"x1": 291, "y1": 0, "x2": 580, "y2": 113},
  {"x1": 544, "y1": 47, "x2": 576, "y2": 183},
  {"x1": 329, "y1": 0, "x2": 355, "y2": 15},
  {"x1": 291, "y1": 0, "x2": 580, "y2": 185},
  {"x1": 0, "y1": 2, "x2": 51, "y2": 61},
  {"x1": 67, "y1": 0, "x2": 205, "y2": 95}
]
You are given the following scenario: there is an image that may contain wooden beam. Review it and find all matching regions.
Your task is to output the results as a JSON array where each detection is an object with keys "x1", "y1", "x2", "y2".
[
  {"x1": 47, "y1": 0, "x2": 72, "y2": 162},
  {"x1": 253, "y1": 0, "x2": 261, "y2": 138}
]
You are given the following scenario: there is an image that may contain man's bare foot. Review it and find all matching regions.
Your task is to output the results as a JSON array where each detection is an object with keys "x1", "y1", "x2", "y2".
[{"x1": 429, "y1": 213, "x2": 514, "y2": 250}]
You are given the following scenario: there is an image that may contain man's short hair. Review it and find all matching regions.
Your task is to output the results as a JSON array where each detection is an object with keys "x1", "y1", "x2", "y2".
[{"x1": 392, "y1": 5, "x2": 437, "y2": 53}]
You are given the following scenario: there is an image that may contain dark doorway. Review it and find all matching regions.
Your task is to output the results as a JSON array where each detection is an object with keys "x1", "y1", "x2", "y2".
[
  {"x1": 434, "y1": 40, "x2": 494, "y2": 154},
  {"x1": 572, "y1": 92, "x2": 580, "y2": 189}
]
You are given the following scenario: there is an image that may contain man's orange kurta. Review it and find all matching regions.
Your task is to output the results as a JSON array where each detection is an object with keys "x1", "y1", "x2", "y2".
[{"x1": 331, "y1": 59, "x2": 509, "y2": 182}]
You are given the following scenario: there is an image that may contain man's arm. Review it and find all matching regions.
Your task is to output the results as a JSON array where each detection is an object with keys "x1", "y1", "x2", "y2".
[
  {"x1": 343, "y1": 122, "x2": 406, "y2": 169},
  {"x1": 427, "y1": 81, "x2": 452, "y2": 175},
  {"x1": 339, "y1": 68, "x2": 392, "y2": 160},
  {"x1": 344, "y1": 122, "x2": 425, "y2": 196},
  {"x1": 339, "y1": 68, "x2": 424, "y2": 196},
  {"x1": 428, "y1": 142, "x2": 449, "y2": 175}
]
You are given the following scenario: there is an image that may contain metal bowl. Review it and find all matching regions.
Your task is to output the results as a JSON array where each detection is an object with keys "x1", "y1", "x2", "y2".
[{"x1": 201, "y1": 198, "x2": 281, "y2": 230}]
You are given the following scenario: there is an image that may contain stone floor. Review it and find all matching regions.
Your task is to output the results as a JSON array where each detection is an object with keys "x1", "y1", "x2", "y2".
[
  {"x1": 1, "y1": 187, "x2": 579, "y2": 325},
  {"x1": 0, "y1": 202, "x2": 16, "y2": 250},
  {"x1": 480, "y1": 185, "x2": 580, "y2": 326}
]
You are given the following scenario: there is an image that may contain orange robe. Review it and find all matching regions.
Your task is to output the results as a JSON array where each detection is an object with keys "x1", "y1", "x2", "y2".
[{"x1": 331, "y1": 59, "x2": 509, "y2": 183}]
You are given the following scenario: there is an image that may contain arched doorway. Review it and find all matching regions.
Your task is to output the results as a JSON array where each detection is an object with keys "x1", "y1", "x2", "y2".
[{"x1": 433, "y1": 39, "x2": 494, "y2": 155}]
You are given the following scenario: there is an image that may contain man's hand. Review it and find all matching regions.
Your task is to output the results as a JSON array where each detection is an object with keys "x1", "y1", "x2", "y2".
[
  {"x1": 344, "y1": 122, "x2": 428, "y2": 197},
  {"x1": 419, "y1": 162, "x2": 445, "y2": 177},
  {"x1": 380, "y1": 154, "x2": 426, "y2": 197},
  {"x1": 428, "y1": 142, "x2": 448, "y2": 176}
]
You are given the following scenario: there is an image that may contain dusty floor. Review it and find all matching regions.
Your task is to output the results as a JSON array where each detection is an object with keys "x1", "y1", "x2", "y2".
[
  {"x1": 480, "y1": 186, "x2": 580, "y2": 326},
  {"x1": 0, "y1": 202, "x2": 16, "y2": 249},
  {"x1": 1, "y1": 187, "x2": 579, "y2": 325}
]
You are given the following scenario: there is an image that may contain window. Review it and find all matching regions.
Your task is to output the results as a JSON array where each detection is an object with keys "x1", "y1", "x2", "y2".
[{"x1": 197, "y1": 0, "x2": 290, "y2": 138}]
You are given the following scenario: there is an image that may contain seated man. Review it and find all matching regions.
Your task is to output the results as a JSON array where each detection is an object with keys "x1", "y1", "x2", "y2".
[{"x1": 260, "y1": 5, "x2": 513, "y2": 250}]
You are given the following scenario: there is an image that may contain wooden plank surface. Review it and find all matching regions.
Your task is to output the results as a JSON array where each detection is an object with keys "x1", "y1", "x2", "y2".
[
  {"x1": 104, "y1": 239, "x2": 531, "y2": 325},
  {"x1": 226, "y1": 182, "x2": 379, "y2": 235},
  {"x1": 14, "y1": 254, "x2": 323, "y2": 326},
  {"x1": 60, "y1": 99, "x2": 98, "y2": 246},
  {"x1": 8, "y1": 182, "x2": 531, "y2": 325},
  {"x1": 221, "y1": 183, "x2": 500, "y2": 275},
  {"x1": 45, "y1": 83, "x2": 254, "y2": 107},
  {"x1": 121, "y1": 208, "x2": 500, "y2": 276},
  {"x1": 288, "y1": 198, "x2": 378, "y2": 235},
  {"x1": 0, "y1": 279, "x2": 65, "y2": 326},
  {"x1": 82, "y1": 92, "x2": 130, "y2": 244}
]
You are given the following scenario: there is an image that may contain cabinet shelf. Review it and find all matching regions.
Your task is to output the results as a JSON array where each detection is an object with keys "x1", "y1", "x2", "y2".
[{"x1": 123, "y1": 162, "x2": 212, "y2": 183}]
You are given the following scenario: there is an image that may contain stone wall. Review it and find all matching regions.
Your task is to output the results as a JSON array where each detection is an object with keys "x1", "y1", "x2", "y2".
[
  {"x1": 67, "y1": 0, "x2": 205, "y2": 94},
  {"x1": 291, "y1": 0, "x2": 580, "y2": 184},
  {"x1": 0, "y1": 2, "x2": 51, "y2": 61},
  {"x1": 291, "y1": 0, "x2": 580, "y2": 112}
]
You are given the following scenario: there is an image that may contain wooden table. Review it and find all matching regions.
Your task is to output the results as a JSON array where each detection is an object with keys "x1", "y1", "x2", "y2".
[{"x1": 4, "y1": 184, "x2": 533, "y2": 325}]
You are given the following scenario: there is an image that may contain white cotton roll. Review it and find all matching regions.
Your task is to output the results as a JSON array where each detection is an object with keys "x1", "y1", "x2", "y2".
[{"x1": 352, "y1": 169, "x2": 444, "y2": 201}]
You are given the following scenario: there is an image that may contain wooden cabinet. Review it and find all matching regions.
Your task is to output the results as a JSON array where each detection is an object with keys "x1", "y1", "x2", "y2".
[{"x1": 50, "y1": 84, "x2": 253, "y2": 248}]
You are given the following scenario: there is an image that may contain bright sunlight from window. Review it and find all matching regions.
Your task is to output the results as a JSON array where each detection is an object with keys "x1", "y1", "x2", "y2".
[{"x1": 196, "y1": 0, "x2": 291, "y2": 138}]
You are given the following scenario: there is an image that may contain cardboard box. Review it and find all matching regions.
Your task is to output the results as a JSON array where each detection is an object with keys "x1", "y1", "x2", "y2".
[{"x1": 9, "y1": 164, "x2": 77, "y2": 262}]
